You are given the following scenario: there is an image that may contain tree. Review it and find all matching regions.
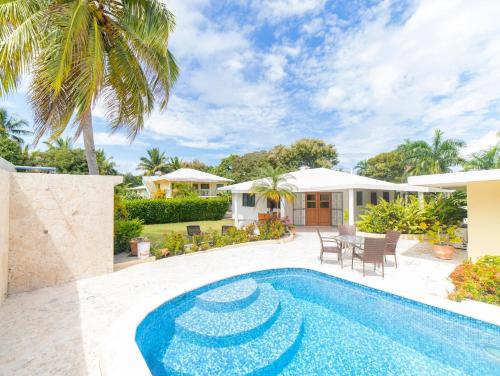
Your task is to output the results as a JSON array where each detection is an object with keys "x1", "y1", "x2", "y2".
[
  {"x1": 182, "y1": 159, "x2": 210, "y2": 172},
  {"x1": 122, "y1": 173, "x2": 143, "y2": 187},
  {"x1": 96, "y1": 149, "x2": 117, "y2": 175},
  {"x1": 0, "y1": 1, "x2": 179, "y2": 175},
  {"x1": 213, "y1": 152, "x2": 272, "y2": 183},
  {"x1": 269, "y1": 138, "x2": 338, "y2": 170},
  {"x1": 0, "y1": 134, "x2": 23, "y2": 164},
  {"x1": 167, "y1": 156, "x2": 183, "y2": 172},
  {"x1": 0, "y1": 107, "x2": 31, "y2": 144},
  {"x1": 463, "y1": 144, "x2": 500, "y2": 171},
  {"x1": 250, "y1": 166, "x2": 297, "y2": 209},
  {"x1": 355, "y1": 150, "x2": 407, "y2": 182},
  {"x1": 137, "y1": 148, "x2": 168, "y2": 175},
  {"x1": 44, "y1": 137, "x2": 73, "y2": 150},
  {"x1": 400, "y1": 130, "x2": 465, "y2": 175}
]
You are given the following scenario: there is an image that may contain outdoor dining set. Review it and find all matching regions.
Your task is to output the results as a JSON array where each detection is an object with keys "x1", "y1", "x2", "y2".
[{"x1": 317, "y1": 225, "x2": 401, "y2": 278}]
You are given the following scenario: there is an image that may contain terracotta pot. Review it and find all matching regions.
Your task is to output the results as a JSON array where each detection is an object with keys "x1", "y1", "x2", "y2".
[
  {"x1": 129, "y1": 239, "x2": 139, "y2": 256},
  {"x1": 433, "y1": 244, "x2": 455, "y2": 260}
]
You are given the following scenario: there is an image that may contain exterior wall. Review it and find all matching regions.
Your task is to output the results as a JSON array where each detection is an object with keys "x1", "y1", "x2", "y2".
[
  {"x1": 157, "y1": 181, "x2": 224, "y2": 198},
  {"x1": 467, "y1": 181, "x2": 500, "y2": 260},
  {"x1": 0, "y1": 165, "x2": 11, "y2": 304},
  {"x1": 231, "y1": 189, "x2": 396, "y2": 227},
  {"x1": 8, "y1": 173, "x2": 122, "y2": 293},
  {"x1": 232, "y1": 193, "x2": 268, "y2": 227}
]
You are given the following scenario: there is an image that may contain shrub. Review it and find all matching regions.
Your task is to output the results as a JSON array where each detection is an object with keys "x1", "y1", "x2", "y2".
[
  {"x1": 448, "y1": 256, "x2": 500, "y2": 305},
  {"x1": 172, "y1": 182, "x2": 198, "y2": 198},
  {"x1": 114, "y1": 219, "x2": 143, "y2": 254},
  {"x1": 151, "y1": 189, "x2": 166, "y2": 199},
  {"x1": 164, "y1": 231, "x2": 187, "y2": 255},
  {"x1": 124, "y1": 197, "x2": 230, "y2": 224},
  {"x1": 357, "y1": 197, "x2": 428, "y2": 234},
  {"x1": 257, "y1": 218, "x2": 286, "y2": 240},
  {"x1": 426, "y1": 191, "x2": 467, "y2": 225},
  {"x1": 114, "y1": 193, "x2": 128, "y2": 220}
]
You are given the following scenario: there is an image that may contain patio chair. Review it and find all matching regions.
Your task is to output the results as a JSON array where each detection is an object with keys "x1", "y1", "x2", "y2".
[
  {"x1": 384, "y1": 230, "x2": 401, "y2": 268},
  {"x1": 352, "y1": 237, "x2": 386, "y2": 278},
  {"x1": 338, "y1": 224, "x2": 356, "y2": 236},
  {"x1": 338, "y1": 224, "x2": 356, "y2": 249},
  {"x1": 317, "y1": 229, "x2": 343, "y2": 267},
  {"x1": 221, "y1": 225, "x2": 236, "y2": 235},
  {"x1": 186, "y1": 225, "x2": 202, "y2": 240}
]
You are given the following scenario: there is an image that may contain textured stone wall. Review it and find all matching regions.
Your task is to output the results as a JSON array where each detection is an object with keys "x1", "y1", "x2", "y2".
[
  {"x1": 0, "y1": 165, "x2": 11, "y2": 303},
  {"x1": 8, "y1": 173, "x2": 122, "y2": 293}
]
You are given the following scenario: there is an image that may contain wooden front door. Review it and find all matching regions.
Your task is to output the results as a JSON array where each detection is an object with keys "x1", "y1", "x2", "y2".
[{"x1": 305, "y1": 193, "x2": 331, "y2": 226}]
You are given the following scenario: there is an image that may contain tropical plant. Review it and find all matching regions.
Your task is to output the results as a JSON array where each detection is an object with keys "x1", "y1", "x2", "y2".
[
  {"x1": 448, "y1": 256, "x2": 500, "y2": 305},
  {"x1": 0, "y1": 133, "x2": 23, "y2": 164},
  {"x1": 0, "y1": 107, "x2": 31, "y2": 144},
  {"x1": 0, "y1": 0, "x2": 179, "y2": 175},
  {"x1": 44, "y1": 137, "x2": 73, "y2": 150},
  {"x1": 114, "y1": 218, "x2": 143, "y2": 254},
  {"x1": 250, "y1": 166, "x2": 297, "y2": 209},
  {"x1": 356, "y1": 197, "x2": 428, "y2": 234},
  {"x1": 463, "y1": 144, "x2": 500, "y2": 171},
  {"x1": 426, "y1": 222, "x2": 462, "y2": 246},
  {"x1": 138, "y1": 148, "x2": 168, "y2": 175},
  {"x1": 426, "y1": 191, "x2": 467, "y2": 225},
  {"x1": 96, "y1": 149, "x2": 117, "y2": 175},
  {"x1": 399, "y1": 130, "x2": 465, "y2": 175},
  {"x1": 167, "y1": 156, "x2": 183, "y2": 172},
  {"x1": 172, "y1": 182, "x2": 197, "y2": 198}
]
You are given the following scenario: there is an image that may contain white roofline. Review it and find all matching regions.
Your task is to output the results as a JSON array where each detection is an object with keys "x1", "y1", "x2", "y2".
[{"x1": 408, "y1": 169, "x2": 500, "y2": 188}]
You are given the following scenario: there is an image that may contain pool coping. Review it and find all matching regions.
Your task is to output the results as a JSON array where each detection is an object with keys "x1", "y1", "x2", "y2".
[{"x1": 99, "y1": 264, "x2": 500, "y2": 376}]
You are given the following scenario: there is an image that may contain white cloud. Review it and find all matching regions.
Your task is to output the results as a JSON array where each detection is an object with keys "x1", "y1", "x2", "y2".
[
  {"x1": 263, "y1": 54, "x2": 287, "y2": 82},
  {"x1": 302, "y1": 0, "x2": 500, "y2": 165},
  {"x1": 253, "y1": 0, "x2": 325, "y2": 20},
  {"x1": 462, "y1": 131, "x2": 499, "y2": 156},
  {"x1": 75, "y1": 132, "x2": 134, "y2": 147}
]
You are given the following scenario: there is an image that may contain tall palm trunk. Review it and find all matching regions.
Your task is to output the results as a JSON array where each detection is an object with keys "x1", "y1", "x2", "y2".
[{"x1": 81, "y1": 109, "x2": 99, "y2": 175}]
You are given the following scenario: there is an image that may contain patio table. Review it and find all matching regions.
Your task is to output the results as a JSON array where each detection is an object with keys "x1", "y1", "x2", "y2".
[{"x1": 332, "y1": 234, "x2": 365, "y2": 247}]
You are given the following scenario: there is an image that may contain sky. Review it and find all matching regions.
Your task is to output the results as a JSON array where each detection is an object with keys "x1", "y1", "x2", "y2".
[{"x1": 1, "y1": 0, "x2": 500, "y2": 173}]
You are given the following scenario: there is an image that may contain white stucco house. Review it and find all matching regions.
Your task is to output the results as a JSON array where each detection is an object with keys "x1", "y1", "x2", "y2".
[
  {"x1": 219, "y1": 167, "x2": 447, "y2": 228},
  {"x1": 129, "y1": 168, "x2": 233, "y2": 198}
]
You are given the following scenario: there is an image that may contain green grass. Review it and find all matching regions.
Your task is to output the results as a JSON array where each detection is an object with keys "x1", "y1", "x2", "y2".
[{"x1": 142, "y1": 219, "x2": 234, "y2": 246}]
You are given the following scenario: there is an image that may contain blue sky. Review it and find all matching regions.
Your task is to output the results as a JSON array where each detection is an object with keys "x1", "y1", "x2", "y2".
[{"x1": 1, "y1": 0, "x2": 500, "y2": 173}]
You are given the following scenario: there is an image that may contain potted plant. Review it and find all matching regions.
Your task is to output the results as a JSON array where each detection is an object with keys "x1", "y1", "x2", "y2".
[{"x1": 426, "y1": 222, "x2": 462, "y2": 260}]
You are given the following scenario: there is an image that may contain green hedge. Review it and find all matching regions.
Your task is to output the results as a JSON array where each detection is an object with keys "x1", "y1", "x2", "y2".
[{"x1": 124, "y1": 197, "x2": 230, "y2": 225}]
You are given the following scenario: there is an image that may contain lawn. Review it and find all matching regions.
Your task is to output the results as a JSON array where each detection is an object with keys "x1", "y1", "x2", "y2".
[{"x1": 142, "y1": 219, "x2": 234, "y2": 246}]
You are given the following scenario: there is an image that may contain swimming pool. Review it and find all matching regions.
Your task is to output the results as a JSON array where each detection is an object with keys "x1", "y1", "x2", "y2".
[{"x1": 136, "y1": 268, "x2": 500, "y2": 375}]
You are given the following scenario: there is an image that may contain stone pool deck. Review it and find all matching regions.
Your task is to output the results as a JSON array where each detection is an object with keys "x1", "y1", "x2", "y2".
[{"x1": 0, "y1": 231, "x2": 499, "y2": 375}]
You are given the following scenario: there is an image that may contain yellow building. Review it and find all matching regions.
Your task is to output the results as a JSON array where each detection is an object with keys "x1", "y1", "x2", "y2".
[{"x1": 409, "y1": 169, "x2": 500, "y2": 260}]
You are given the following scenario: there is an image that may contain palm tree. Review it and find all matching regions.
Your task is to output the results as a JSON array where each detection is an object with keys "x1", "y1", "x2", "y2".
[
  {"x1": 96, "y1": 149, "x2": 117, "y2": 175},
  {"x1": 44, "y1": 137, "x2": 73, "y2": 150},
  {"x1": 463, "y1": 144, "x2": 500, "y2": 171},
  {"x1": 251, "y1": 166, "x2": 297, "y2": 211},
  {"x1": 400, "y1": 130, "x2": 465, "y2": 175},
  {"x1": 167, "y1": 156, "x2": 183, "y2": 172},
  {"x1": 0, "y1": 107, "x2": 31, "y2": 144},
  {"x1": 354, "y1": 160, "x2": 369, "y2": 176},
  {"x1": 0, "y1": 1, "x2": 179, "y2": 175},
  {"x1": 137, "y1": 148, "x2": 167, "y2": 175}
]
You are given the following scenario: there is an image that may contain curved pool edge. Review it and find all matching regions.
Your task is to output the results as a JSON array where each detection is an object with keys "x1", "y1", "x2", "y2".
[{"x1": 99, "y1": 265, "x2": 500, "y2": 376}]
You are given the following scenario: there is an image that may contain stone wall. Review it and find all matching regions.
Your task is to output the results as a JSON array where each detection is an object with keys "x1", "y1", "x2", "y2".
[
  {"x1": 7, "y1": 172, "x2": 122, "y2": 294},
  {"x1": 0, "y1": 161, "x2": 12, "y2": 303}
]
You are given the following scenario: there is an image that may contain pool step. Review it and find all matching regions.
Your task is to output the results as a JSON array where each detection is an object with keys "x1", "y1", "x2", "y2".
[
  {"x1": 196, "y1": 278, "x2": 260, "y2": 312},
  {"x1": 161, "y1": 290, "x2": 304, "y2": 375},
  {"x1": 175, "y1": 283, "x2": 280, "y2": 346}
]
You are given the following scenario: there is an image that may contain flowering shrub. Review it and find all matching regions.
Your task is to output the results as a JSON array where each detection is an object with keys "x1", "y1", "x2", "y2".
[
  {"x1": 448, "y1": 256, "x2": 500, "y2": 305},
  {"x1": 257, "y1": 218, "x2": 286, "y2": 240}
]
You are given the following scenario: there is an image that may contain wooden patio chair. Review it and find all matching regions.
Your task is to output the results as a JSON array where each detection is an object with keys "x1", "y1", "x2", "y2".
[
  {"x1": 317, "y1": 229, "x2": 343, "y2": 267},
  {"x1": 338, "y1": 224, "x2": 356, "y2": 236},
  {"x1": 352, "y1": 237, "x2": 386, "y2": 278},
  {"x1": 186, "y1": 225, "x2": 202, "y2": 240},
  {"x1": 384, "y1": 230, "x2": 401, "y2": 268},
  {"x1": 221, "y1": 225, "x2": 236, "y2": 235}
]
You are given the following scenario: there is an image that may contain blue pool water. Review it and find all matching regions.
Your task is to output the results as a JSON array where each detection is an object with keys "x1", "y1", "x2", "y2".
[{"x1": 136, "y1": 268, "x2": 500, "y2": 375}]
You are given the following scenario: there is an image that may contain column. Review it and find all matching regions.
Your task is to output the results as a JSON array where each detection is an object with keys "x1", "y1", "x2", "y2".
[
  {"x1": 348, "y1": 188, "x2": 355, "y2": 226},
  {"x1": 418, "y1": 192, "x2": 425, "y2": 208}
]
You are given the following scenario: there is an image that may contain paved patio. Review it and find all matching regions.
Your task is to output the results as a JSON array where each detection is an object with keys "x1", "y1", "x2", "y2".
[{"x1": 0, "y1": 231, "x2": 498, "y2": 375}]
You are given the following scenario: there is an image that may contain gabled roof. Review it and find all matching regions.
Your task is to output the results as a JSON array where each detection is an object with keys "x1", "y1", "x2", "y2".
[
  {"x1": 151, "y1": 168, "x2": 233, "y2": 183},
  {"x1": 219, "y1": 167, "x2": 449, "y2": 193}
]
